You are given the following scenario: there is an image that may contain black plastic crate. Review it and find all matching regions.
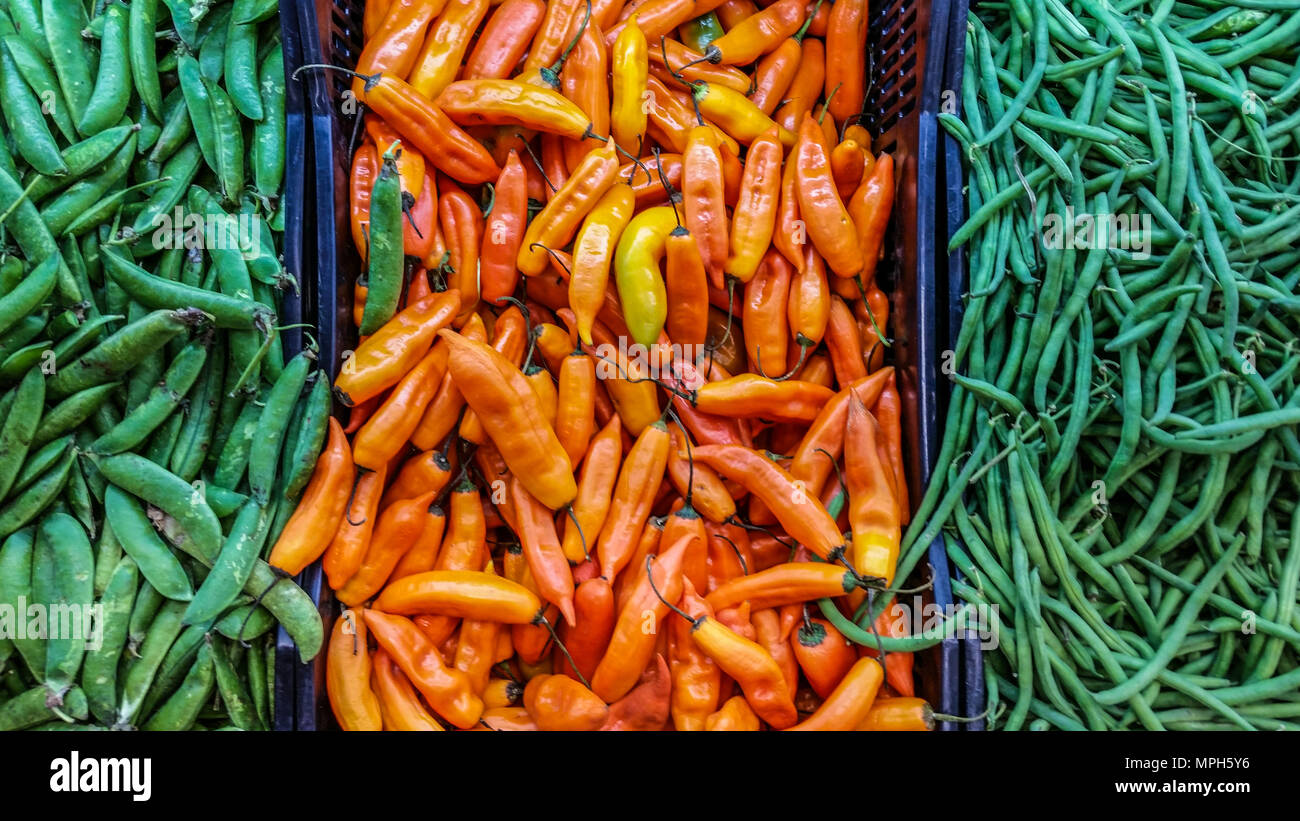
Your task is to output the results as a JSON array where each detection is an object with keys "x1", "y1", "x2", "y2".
[{"x1": 294, "y1": 0, "x2": 965, "y2": 730}]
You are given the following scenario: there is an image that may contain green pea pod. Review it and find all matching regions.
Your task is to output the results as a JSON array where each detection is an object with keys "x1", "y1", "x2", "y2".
[
  {"x1": 233, "y1": 0, "x2": 279, "y2": 25},
  {"x1": 209, "y1": 634, "x2": 263, "y2": 730},
  {"x1": 251, "y1": 282, "x2": 285, "y2": 384},
  {"x1": 223, "y1": 19, "x2": 262, "y2": 120},
  {"x1": 136, "y1": 620, "x2": 209, "y2": 719},
  {"x1": 91, "y1": 515, "x2": 121, "y2": 596},
  {"x1": 0, "y1": 314, "x2": 47, "y2": 363},
  {"x1": 125, "y1": 304, "x2": 165, "y2": 414},
  {"x1": 0, "y1": 258, "x2": 23, "y2": 294},
  {"x1": 246, "y1": 631, "x2": 268, "y2": 725},
  {"x1": 128, "y1": 0, "x2": 161, "y2": 119},
  {"x1": 0, "y1": 447, "x2": 74, "y2": 540},
  {"x1": 141, "y1": 640, "x2": 213, "y2": 730},
  {"x1": 31, "y1": 383, "x2": 119, "y2": 450},
  {"x1": 175, "y1": 53, "x2": 219, "y2": 172},
  {"x1": 78, "y1": 1, "x2": 132, "y2": 136},
  {"x1": 162, "y1": 0, "x2": 206, "y2": 47},
  {"x1": 100, "y1": 246, "x2": 274, "y2": 331},
  {"x1": 0, "y1": 39, "x2": 66, "y2": 176},
  {"x1": 183, "y1": 499, "x2": 270, "y2": 625},
  {"x1": 253, "y1": 45, "x2": 285, "y2": 205},
  {"x1": 64, "y1": 457, "x2": 95, "y2": 537},
  {"x1": 144, "y1": 410, "x2": 184, "y2": 467},
  {"x1": 186, "y1": 187, "x2": 263, "y2": 387},
  {"x1": 116, "y1": 598, "x2": 186, "y2": 726},
  {"x1": 91, "y1": 339, "x2": 208, "y2": 455},
  {"x1": 8, "y1": 0, "x2": 51, "y2": 60},
  {"x1": 39, "y1": 134, "x2": 138, "y2": 237},
  {"x1": 0, "y1": 341, "x2": 53, "y2": 383},
  {"x1": 64, "y1": 177, "x2": 171, "y2": 238},
  {"x1": 204, "y1": 484, "x2": 248, "y2": 518},
  {"x1": 47, "y1": 308, "x2": 84, "y2": 341},
  {"x1": 169, "y1": 340, "x2": 223, "y2": 482},
  {"x1": 41, "y1": 0, "x2": 92, "y2": 129},
  {"x1": 0, "y1": 685, "x2": 88, "y2": 730},
  {"x1": 203, "y1": 79, "x2": 246, "y2": 206},
  {"x1": 284, "y1": 375, "x2": 331, "y2": 499},
  {"x1": 197, "y1": 3, "x2": 232, "y2": 81},
  {"x1": 241, "y1": 204, "x2": 282, "y2": 286},
  {"x1": 360, "y1": 149, "x2": 404, "y2": 335},
  {"x1": 240, "y1": 559, "x2": 324, "y2": 663},
  {"x1": 215, "y1": 601, "x2": 273, "y2": 642},
  {"x1": 211, "y1": 385, "x2": 264, "y2": 489},
  {"x1": 0, "y1": 527, "x2": 45, "y2": 677},
  {"x1": 206, "y1": 367, "x2": 248, "y2": 474},
  {"x1": 0, "y1": 368, "x2": 45, "y2": 500},
  {"x1": 0, "y1": 254, "x2": 57, "y2": 338},
  {"x1": 10, "y1": 435, "x2": 71, "y2": 498},
  {"x1": 126, "y1": 578, "x2": 162, "y2": 652},
  {"x1": 1, "y1": 34, "x2": 76, "y2": 143},
  {"x1": 128, "y1": 142, "x2": 203, "y2": 239},
  {"x1": 0, "y1": 169, "x2": 80, "y2": 303},
  {"x1": 81, "y1": 554, "x2": 137, "y2": 725},
  {"x1": 103, "y1": 484, "x2": 193, "y2": 601},
  {"x1": 46, "y1": 307, "x2": 206, "y2": 400},
  {"x1": 247, "y1": 350, "x2": 312, "y2": 503},
  {"x1": 50, "y1": 313, "x2": 123, "y2": 364},
  {"x1": 38, "y1": 513, "x2": 94, "y2": 702},
  {"x1": 90, "y1": 451, "x2": 223, "y2": 564},
  {"x1": 147, "y1": 86, "x2": 194, "y2": 169}
]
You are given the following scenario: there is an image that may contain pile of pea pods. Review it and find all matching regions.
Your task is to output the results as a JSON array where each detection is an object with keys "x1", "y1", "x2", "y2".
[{"x1": 0, "y1": 0, "x2": 326, "y2": 731}]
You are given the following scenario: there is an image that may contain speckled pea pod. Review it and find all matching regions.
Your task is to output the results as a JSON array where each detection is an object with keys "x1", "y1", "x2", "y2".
[
  {"x1": 81, "y1": 555, "x2": 137, "y2": 725},
  {"x1": 38, "y1": 513, "x2": 94, "y2": 703},
  {"x1": 89, "y1": 452, "x2": 223, "y2": 565},
  {"x1": 141, "y1": 639, "x2": 213, "y2": 731}
]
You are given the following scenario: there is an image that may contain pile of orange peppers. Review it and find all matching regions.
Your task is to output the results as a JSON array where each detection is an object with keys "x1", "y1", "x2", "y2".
[{"x1": 272, "y1": 0, "x2": 932, "y2": 731}]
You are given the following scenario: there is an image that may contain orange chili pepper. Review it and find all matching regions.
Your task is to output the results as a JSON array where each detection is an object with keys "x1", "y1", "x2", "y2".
[
  {"x1": 668, "y1": 588, "x2": 720, "y2": 729},
  {"x1": 475, "y1": 705, "x2": 539, "y2": 730},
  {"x1": 269, "y1": 419, "x2": 354, "y2": 576},
  {"x1": 862, "y1": 600, "x2": 916, "y2": 696},
  {"x1": 366, "y1": 117, "x2": 425, "y2": 198},
  {"x1": 350, "y1": 140, "x2": 379, "y2": 262},
  {"x1": 322, "y1": 465, "x2": 388, "y2": 591},
  {"x1": 524, "y1": 364, "x2": 559, "y2": 426},
  {"x1": 831, "y1": 138, "x2": 867, "y2": 199},
  {"x1": 600, "y1": 653, "x2": 671, "y2": 730},
  {"x1": 363, "y1": 609, "x2": 484, "y2": 729},
  {"x1": 824, "y1": 0, "x2": 867, "y2": 124},
  {"x1": 604, "y1": 0, "x2": 728, "y2": 47},
  {"x1": 690, "y1": 80, "x2": 796, "y2": 147},
  {"x1": 440, "y1": 330, "x2": 577, "y2": 509},
  {"x1": 555, "y1": 575, "x2": 616, "y2": 684},
  {"x1": 363, "y1": 0, "x2": 395, "y2": 38},
  {"x1": 562, "y1": 413, "x2": 622, "y2": 563},
  {"x1": 409, "y1": 312, "x2": 487, "y2": 450},
  {"x1": 750, "y1": 38, "x2": 800, "y2": 115},
  {"x1": 826, "y1": 295, "x2": 868, "y2": 385},
  {"x1": 327, "y1": 609, "x2": 383, "y2": 731},
  {"x1": 874, "y1": 369, "x2": 908, "y2": 521},
  {"x1": 483, "y1": 678, "x2": 523, "y2": 709},
  {"x1": 561, "y1": 23, "x2": 611, "y2": 171},
  {"x1": 850, "y1": 152, "x2": 895, "y2": 289},
  {"x1": 446, "y1": 561, "x2": 506, "y2": 695},
  {"x1": 351, "y1": 345, "x2": 447, "y2": 471},
  {"x1": 610, "y1": 18, "x2": 649, "y2": 156},
  {"x1": 518, "y1": 146, "x2": 620, "y2": 276},
  {"x1": 614, "y1": 514, "x2": 665, "y2": 612},
  {"x1": 388, "y1": 504, "x2": 449, "y2": 582},
  {"x1": 522, "y1": 0, "x2": 585, "y2": 75},
  {"x1": 715, "y1": 0, "x2": 756, "y2": 27},
  {"x1": 555, "y1": 350, "x2": 597, "y2": 468},
  {"x1": 569, "y1": 311, "x2": 661, "y2": 435},
  {"x1": 753, "y1": 607, "x2": 798, "y2": 696},
  {"x1": 857, "y1": 283, "x2": 891, "y2": 373},
  {"x1": 705, "y1": 521, "x2": 750, "y2": 590},
  {"x1": 524, "y1": 674, "x2": 609, "y2": 730},
  {"x1": 511, "y1": 476, "x2": 577, "y2": 626},
  {"x1": 795, "y1": 114, "x2": 860, "y2": 278},
  {"x1": 351, "y1": 0, "x2": 443, "y2": 98},
  {"x1": 690, "y1": 444, "x2": 844, "y2": 560},
  {"x1": 478, "y1": 151, "x2": 528, "y2": 305},
  {"x1": 705, "y1": 694, "x2": 760, "y2": 730},
  {"x1": 382, "y1": 449, "x2": 454, "y2": 509},
  {"x1": 742, "y1": 251, "x2": 791, "y2": 375},
  {"x1": 570, "y1": 182, "x2": 636, "y2": 346},
  {"x1": 663, "y1": 501, "x2": 709, "y2": 594},
  {"x1": 465, "y1": 0, "x2": 548, "y2": 79},
  {"x1": 706, "y1": 561, "x2": 857, "y2": 611},
  {"x1": 593, "y1": 0, "x2": 626, "y2": 28},
  {"x1": 457, "y1": 305, "x2": 527, "y2": 443},
  {"x1": 790, "y1": 611, "x2": 856, "y2": 698},
  {"x1": 405, "y1": 172, "x2": 438, "y2": 261},
  {"x1": 334, "y1": 290, "x2": 460, "y2": 406},
  {"x1": 858, "y1": 696, "x2": 933, "y2": 730},
  {"x1": 622, "y1": 153, "x2": 682, "y2": 207},
  {"x1": 437, "y1": 180, "x2": 484, "y2": 323},
  {"x1": 540, "y1": 132, "x2": 570, "y2": 193},
  {"x1": 724, "y1": 127, "x2": 782, "y2": 284},
  {"x1": 590, "y1": 532, "x2": 690, "y2": 702},
  {"x1": 376, "y1": 570, "x2": 543, "y2": 623},
  {"x1": 596, "y1": 419, "x2": 671, "y2": 579},
  {"x1": 371, "y1": 649, "x2": 446, "y2": 731},
  {"x1": 693, "y1": 374, "x2": 834, "y2": 423},
  {"x1": 844, "y1": 392, "x2": 901, "y2": 587},
  {"x1": 647, "y1": 39, "x2": 751, "y2": 94},
  {"x1": 435, "y1": 79, "x2": 595, "y2": 139},
  {"x1": 702, "y1": 0, "x2": 804, "y2": 65},
  {"x1": 337, "y1": 489, "x2": 440, "y2": 606},
  {"x1": 773, "y1": 129, "x2": 805, "y2": 271},
  {"x1": 666, "y1": 426, "x2": 736, "y2": 523},
  {"x1": 408, "y1": 0, "x2": 490, "y2": 98},
  {"x1": 676, "y1": 577, "x2": 798, "y2": 728},
  {"x1": 435, "y1": 478, "x2": 489, "y2": 572},
  {"x1": 796, "y1": 350, "x2": 834, "y2": 386},
  {"x1": 788, "y1": 656, "x2": 882, "y2": 730},
  {"x1": 785, "y1": 243, "x2": 830, "y2": 370},
  {"x1": 343, "y1": 392, "x2": 380, "y2": 434},
  {"x1": 773, "y1": 37, "x2": 823, "y2": 135},
  {"x1": 664, "y1": 226, "x2": 710, "y2": 346},
  {"x1": 354, "y1": 73, "x2": 501, "y2": 185},
  {"x1": 534, "y1": 322, "x2": 574, "y2": 373}
]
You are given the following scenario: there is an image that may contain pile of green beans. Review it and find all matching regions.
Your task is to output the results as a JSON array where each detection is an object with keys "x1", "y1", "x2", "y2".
[
  {"x1": 902, "y1": 0, "x2": 1300, "y2": 729},
  {"x1": 0, "y1": 0, "x2": 325, "y2": 732}
]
